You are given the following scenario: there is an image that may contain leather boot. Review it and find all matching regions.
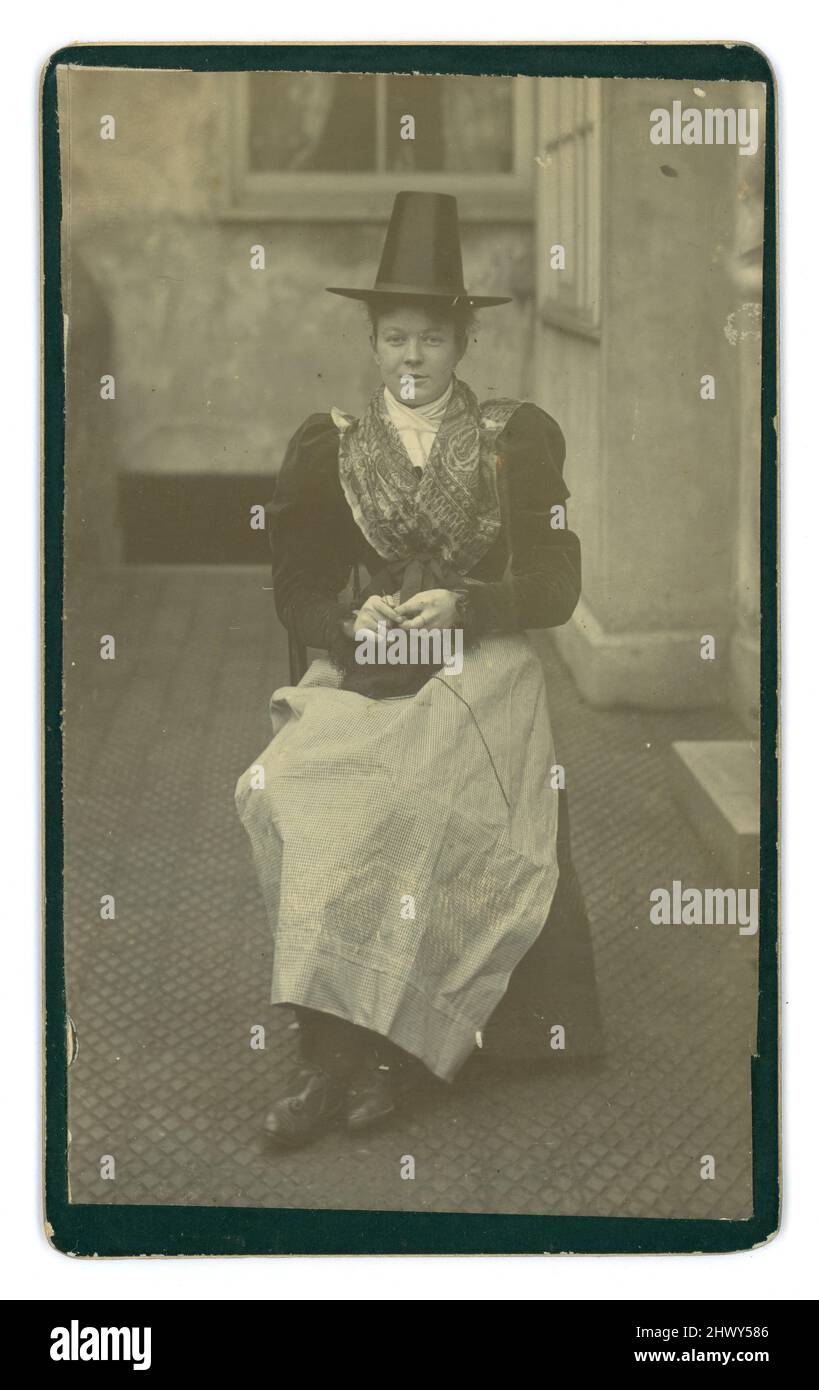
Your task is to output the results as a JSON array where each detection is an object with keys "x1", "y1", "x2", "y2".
[
  {"x1": 264, "y1": 1068, "x2": 346, "y2": 1148},
  {"x1": 346, "y1": 1063, "x2": 400, "y2": 1132}
]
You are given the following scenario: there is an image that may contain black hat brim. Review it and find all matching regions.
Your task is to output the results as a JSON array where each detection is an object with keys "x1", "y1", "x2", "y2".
[{"x1": 326, "y1": 286, "x2": 512, "y2": 309}]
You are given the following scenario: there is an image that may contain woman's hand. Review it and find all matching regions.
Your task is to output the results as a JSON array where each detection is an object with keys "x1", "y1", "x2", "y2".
[
  {"x1": 342, "y1": 594, "x2": 402, "y2": 638},
  {"x1": 395, "y1": 589, "x2": 460, "y2": 630}
]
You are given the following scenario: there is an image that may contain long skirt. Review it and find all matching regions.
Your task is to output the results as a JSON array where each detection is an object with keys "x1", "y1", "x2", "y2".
[{"x1": 235, "y1": 634, "x2": 561, "y2": 1082}]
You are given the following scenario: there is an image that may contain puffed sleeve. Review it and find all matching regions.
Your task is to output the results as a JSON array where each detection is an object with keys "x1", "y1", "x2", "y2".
[
  {"x1": 266, "y1": 415, "x2": 354, "y2": 651},
  {"x1": 465, "y1": 403, "x2": 581, "y2": 634}
]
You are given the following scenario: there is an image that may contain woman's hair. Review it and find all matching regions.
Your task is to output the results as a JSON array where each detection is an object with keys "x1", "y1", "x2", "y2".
[{"x1": 365, "y1": 296, "x2": 478, "y2": 353}]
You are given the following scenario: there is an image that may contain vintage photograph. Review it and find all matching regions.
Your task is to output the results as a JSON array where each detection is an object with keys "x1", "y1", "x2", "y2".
[{"x1": 54, "y1": 58, "x2": 768, "y2": 1229}]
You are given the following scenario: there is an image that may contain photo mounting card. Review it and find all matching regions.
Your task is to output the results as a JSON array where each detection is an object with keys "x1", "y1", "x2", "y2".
[{"x1": 42, "y1": 41, "x2": 779, "y2": 1257}]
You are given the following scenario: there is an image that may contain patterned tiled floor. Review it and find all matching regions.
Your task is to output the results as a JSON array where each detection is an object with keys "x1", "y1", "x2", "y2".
[{"x1": 62, "y1": 567, "x2": 758, "y2": 1220}]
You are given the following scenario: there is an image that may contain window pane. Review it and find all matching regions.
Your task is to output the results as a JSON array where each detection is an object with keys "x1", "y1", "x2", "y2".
[
  {"x1": 538, "y1": 79, "x2": 602, "y2": 327},
  {"x1": 385, "y1": 76, "x2": 514, "y2": 173},
  {"x1": 248, "y1": 73, "x2": 377, "y2": 172}
]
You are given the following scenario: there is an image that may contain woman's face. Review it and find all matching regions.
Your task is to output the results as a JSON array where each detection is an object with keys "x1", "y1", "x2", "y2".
[{"x1": 371, "y1": 306, "x2": 464, "y2": 408}]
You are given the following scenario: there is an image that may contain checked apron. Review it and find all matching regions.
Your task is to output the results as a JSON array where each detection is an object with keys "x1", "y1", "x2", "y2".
[{"x1": 235, "y1": 633, "x2": 560, "y2": 1082}]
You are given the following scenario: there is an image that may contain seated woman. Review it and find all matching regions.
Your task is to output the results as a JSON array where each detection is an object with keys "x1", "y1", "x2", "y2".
[{"x1": 236, "y1": 192, "x2": 601, "y2": 1147}]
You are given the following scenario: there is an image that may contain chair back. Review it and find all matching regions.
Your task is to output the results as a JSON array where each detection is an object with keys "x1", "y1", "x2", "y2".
[{"x1": 286, "y1": 562, "x2": 362, "y2": 685}]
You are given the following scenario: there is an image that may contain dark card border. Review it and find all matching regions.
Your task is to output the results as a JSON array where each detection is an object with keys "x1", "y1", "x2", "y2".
[{"x1": 42, "y1": 41, "x2": 779, "y2": 1258}]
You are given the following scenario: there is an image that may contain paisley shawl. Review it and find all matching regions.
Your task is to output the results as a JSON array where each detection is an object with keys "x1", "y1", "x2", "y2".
[{"x1": 335, "y1": 376, "x2": 519, "y2": 575}]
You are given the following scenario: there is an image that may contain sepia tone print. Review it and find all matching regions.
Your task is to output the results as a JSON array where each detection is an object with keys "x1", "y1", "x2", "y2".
[{"x1": 57, "y1": 64, "x2": 766, "y2": 1224}]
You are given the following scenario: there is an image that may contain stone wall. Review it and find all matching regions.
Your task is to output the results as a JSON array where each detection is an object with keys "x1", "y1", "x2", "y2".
[
  {"x1": 537, "y1": 78, "x2": 766, "y2": 710},
  {"x1": 60, "y1": 67, "x2": 534, "y2": 562}
]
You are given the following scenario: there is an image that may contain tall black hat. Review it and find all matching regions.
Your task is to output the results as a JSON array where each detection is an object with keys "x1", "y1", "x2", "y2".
[{"x1": 326, "y1": 192, "x2": 512, "y2": 309}]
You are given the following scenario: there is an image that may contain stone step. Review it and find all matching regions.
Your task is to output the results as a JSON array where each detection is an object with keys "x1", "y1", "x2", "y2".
[{"x1": 670, "y1": 740, "x2": 760, "y2": 884}]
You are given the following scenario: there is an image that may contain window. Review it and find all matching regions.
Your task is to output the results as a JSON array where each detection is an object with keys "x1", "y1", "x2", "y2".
[
  {"x1": 536, "y1": 79, "x2": 602, "y2": 333},
  {"x1": 227, "y1": 72, "x2": 535, "y2": 221}
]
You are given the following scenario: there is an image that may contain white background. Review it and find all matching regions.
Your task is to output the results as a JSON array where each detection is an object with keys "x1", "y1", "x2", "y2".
[{"x1": 2, "y1": 0, "x2": 811, "y2": 1302}]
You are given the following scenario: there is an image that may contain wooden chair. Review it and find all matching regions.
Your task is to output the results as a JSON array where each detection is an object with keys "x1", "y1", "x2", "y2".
[{"x1": 284, "y1": 562, "x2": 362, "y2": 686}]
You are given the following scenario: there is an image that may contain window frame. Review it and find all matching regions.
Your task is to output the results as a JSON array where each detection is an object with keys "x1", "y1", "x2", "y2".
[
  {"x1": 536, "y1": 77, "x2": 603, "y2": 338},
  {"x1": 222, "y1": 72, "x2": 536, "y2": 222}
]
